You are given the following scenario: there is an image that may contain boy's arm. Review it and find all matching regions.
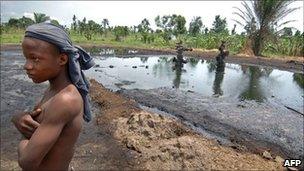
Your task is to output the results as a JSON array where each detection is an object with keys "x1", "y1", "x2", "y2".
[
  {"x1": 17, "y1": 95, "x2": 81, "y2": 170},
  {"x1": 12, "y1": 109, "x2": 41, "y2": 139}
]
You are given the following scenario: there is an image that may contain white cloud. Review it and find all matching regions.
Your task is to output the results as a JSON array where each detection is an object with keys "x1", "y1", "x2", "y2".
[{"x1": 23, "y1": 12, "x2": 34, "y2": 20}]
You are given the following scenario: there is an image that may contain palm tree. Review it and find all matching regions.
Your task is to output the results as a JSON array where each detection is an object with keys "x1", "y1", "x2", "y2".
[
  {"x1": 102, "y1": 18, "x2": 109, "y2": 29},
  {"x1": 189, "y1": 16, "x2": 203, "y2": 36},
  {"x1": 72, "y1": 14, "x2": 77, "y2": 31},
  {"x1": 33, "y1": 13, "x2": 50, "y2": 23},
  {"x1": 233, "y1": 0, "x2": 299, "y2": 56},
  {"x1": 102, "y1": 18, "x2": 109, "y2": 37}
]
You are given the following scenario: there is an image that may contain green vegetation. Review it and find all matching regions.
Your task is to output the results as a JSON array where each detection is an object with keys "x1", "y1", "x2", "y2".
[
  {"x1": 1, "y1": 4, "x2": 303, "y2": 57},
  {"x1": 233, "y1": 0, "x2": 303, "y2": 56}
]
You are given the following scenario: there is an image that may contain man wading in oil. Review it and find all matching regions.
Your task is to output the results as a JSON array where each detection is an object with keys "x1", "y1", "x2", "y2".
[
  {"x1": 11, "y1": 22, "x2": 95, "y2": 171},
  {"x1": 216, "y1": 40, "x2": 229, "y2": 65},
  {"x1": 173, "y1": 40, "x2": 193, "y2": 66}
]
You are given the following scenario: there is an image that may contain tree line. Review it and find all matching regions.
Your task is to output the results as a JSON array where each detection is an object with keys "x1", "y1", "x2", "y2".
[{"x1": 1, "y1": 0, "x2": 303, "y2": 57}]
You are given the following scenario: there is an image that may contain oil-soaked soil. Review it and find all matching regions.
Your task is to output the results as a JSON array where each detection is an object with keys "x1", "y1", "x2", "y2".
[
  {"x1": 120, "y1": 87, "x2": 304, "y2": 159},
  {"x1": 89, "y1": 80, "x2": 284, "y2": 170},
  {"x1": 1, "y1": 45, "x2": 302, "y2": 170}
]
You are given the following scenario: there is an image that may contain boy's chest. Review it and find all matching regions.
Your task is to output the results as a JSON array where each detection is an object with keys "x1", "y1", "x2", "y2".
[
  {"x1": 34, "y1": 95, "x2": 53, "y2": 123},
  {"x1": 34, "y1": 103, "x2": 49, "y2": 123}
]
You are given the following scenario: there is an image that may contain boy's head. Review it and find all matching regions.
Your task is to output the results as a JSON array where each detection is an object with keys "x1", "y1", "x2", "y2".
[
  {"x1": 22, "y1": 37, "x2": 68, "y2": 83},
  {"x1": 23, "y1": 22, "x2": 95, "y2": 122}
]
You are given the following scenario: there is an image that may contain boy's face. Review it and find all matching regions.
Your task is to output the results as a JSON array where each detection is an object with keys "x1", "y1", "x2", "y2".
[{"x1": 22, "y1": 37, "x2": 65, "y2": 83}]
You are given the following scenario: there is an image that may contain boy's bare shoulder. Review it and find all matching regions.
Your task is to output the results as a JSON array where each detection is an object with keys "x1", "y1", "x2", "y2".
[{"x1": 44, "y1": 84, "x2": 83, "y2": 123}]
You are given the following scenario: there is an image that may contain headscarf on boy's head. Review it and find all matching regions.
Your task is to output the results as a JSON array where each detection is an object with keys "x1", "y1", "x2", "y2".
[{"x1": 24, "y1": 22, "x2": 95, "y2": 122}]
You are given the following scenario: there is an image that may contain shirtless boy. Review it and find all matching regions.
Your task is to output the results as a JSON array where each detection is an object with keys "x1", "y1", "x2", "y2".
[{"x1": 11, "y1": 23, "x2": 94, "y2": 171}]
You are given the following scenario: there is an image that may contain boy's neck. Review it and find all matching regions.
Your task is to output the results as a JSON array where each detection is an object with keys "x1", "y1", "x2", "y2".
[{"x1": 48, "y1": 68, "x2": 71, "y2": 92}]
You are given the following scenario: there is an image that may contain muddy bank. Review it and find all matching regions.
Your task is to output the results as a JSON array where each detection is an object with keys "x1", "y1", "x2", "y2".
[
  {"x1": 1, "y1": 44, "x2": 303, "y2": 73},
  {"x1": 89, "y1": 80, "x2": 285, "y2": 170},
  {"x1": 120, "y1": 87, "x2": 304, "y2": 160}
]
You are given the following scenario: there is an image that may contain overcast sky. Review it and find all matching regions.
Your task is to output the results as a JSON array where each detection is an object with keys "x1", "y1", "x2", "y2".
[{"x1": 1, "y1": 1, "x2": 303, "y2": 33}]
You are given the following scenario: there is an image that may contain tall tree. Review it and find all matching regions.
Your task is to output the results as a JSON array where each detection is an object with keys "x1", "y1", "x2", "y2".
[
  {"x1": 155, "y1": 15, "x2": 171, "y2": 30},
  {"x1": 8, "y1": 18, "x2": 21, "y2": 28},
  {"x1": 155, "y1": 15, "x2": 173, "y2": 42},
  {"x1": 84, "y1": 20, "x2": 100, "y2": 40},
  {"x1": 7, "y1": 17, "x2": 34, "y2": 28},
  {"x1": 77, "y1": 17, "x2": 87, "y2": 35},
  {"x1": 231, "y1": 24, "x2": 237, "y2": 35},
  {"x1": 211, "y1": 15, "x2": 228, "y2": 34},
  {"x1": 72, "y1": 15, "x2": 77, "y2": 31},
  {"x1": 102, "y1": 18, "x2": 109, "y2": 29},
  {"x1": 204, "y1": 28, "x2": 209, "y2": 34},
  {"x1": 171, "y1": 15, "x2": 187, "y2": 38},
  {"x1": 233, "y1": 0, "x2": 299, "y2": 56},
  {"x1": 189, "y1": 16, "x2": 203, "y2": 36},
  {"x1": 138, "y1": 18, "x2": 151, "y2": 33},
  {"x1": 20, "y1": 16, "x2": 34, "y2": 28},
  {"x1": 138, "y1": 18, "x2": 152, "y2": 43},
  {"x1": 102, "y1": 18, "x2": 109, "y2": 37},
  {"x1": 155, "y1": 14, "x2": 186, "y2": 41},
  {"x1": 33, "y1": 13, "x2": 50, "y2": 23},
  {"x1": 294, "y1": 30, "x2": 301, "y2": 36},
  {"x1": 113, "y1": 26, "x2": 129, "y2": 41}
]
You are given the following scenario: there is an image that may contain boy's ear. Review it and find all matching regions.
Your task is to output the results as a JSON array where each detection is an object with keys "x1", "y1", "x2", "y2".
[{"x1": 59, "y1": 53, "x2": 68, "y2": 66}]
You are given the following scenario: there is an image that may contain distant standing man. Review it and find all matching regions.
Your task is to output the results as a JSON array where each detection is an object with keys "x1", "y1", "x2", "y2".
[
  {"x1": 217, "y1": 40, "x2": 229, "y2": 63},
  {"x1": 218, "y1": 41, "x2": 226, "y2": 56}
]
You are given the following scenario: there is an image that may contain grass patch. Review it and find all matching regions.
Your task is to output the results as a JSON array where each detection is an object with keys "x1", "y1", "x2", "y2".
[{"x1": 1, "y1": 28, "x2": 302, "y2": 58}]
